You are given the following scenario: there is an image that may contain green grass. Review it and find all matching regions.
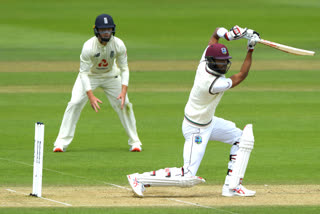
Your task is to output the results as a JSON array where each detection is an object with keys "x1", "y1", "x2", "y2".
[
  {"x1": 1, "y1": 70, "x2": 319, "y2": 213},
  {"x1": 0, "y1": 0, "x2": 319, "y2": 61},
  {"x1": 0, "y1": 70, "x2": 319, "y2": 186}
]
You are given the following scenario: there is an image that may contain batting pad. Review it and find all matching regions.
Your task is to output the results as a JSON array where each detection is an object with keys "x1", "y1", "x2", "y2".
[
  {"x1": 229, "y1": 124, "x2": 254, "y2": 189},
  {"x1": 135, "y1": 167, "x2": 205, "y2": 187},
  {"x1": 138, "y1": 176, "x2": 205, "y2": 187}
]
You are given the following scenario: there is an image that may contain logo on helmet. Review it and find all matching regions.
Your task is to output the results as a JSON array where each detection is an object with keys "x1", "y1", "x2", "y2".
[
  {"x1": 221, "y1": 48, "x2": 227, "y2": 55},
  {"x1": 104, "y1": 17, "x2": 108, "y2": 24}
]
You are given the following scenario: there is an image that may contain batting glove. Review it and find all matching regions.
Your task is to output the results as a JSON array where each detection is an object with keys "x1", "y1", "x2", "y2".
[
  {"x1": 246, "y1": 29, "x2": 261, "y2": 40},
  {"x1": 247, "y1": 34, "x2": 260, "y2": 52},
  {"x1": 225, "y1": 25, "x2": 248, "y2": 41}
]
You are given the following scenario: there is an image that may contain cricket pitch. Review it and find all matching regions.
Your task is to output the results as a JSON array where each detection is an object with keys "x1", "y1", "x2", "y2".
[{"x1": 2, "y1": 185, "x2": 320, "y2": 207}]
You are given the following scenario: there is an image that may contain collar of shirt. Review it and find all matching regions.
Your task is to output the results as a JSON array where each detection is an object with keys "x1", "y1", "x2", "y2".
[{"x1": 96, "y1": 36, "x2": 114, "y2": 48}]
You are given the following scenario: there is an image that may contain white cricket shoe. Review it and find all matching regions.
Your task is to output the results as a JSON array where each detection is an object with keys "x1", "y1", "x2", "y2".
[
  {"x1": 127, "y1": 174, "x2": 145, "y2": 197},
  {"x1": 222, "y1": 184, "x2": 256, "y2": 197},
  {"x1": 129, "y1": 143, "x2": 142, "y2": 152}
]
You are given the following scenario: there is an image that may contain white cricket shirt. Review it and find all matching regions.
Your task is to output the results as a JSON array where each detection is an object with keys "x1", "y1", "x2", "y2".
[
  {"x1": 79, "y1": 35, "x2": 129, "y2": 91},
  {"x1": 184, "y1": 46, "x2": 233, "y2": 127}
]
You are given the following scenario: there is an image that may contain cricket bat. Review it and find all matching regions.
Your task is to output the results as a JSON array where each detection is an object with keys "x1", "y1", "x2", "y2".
[{"x1": 257, "y1": 38, "x2": 315, "y2": 56}]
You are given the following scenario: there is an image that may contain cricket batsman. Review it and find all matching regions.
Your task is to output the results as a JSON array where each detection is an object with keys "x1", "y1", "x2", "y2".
[
  {"x1": 53, "y1": 14, "x2": 142, "y2": 152},
  {"x1": 127, "y1": 25, "x2": 260, "y2": 197}
]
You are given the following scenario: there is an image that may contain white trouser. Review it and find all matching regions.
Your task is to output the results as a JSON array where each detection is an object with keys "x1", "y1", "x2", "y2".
[
  {"x1": 182, "y1": 117, "x2": 242, "y2": 176},
  {"x1": 54, "y1": 74, "x2": 141, "y2": 148}
]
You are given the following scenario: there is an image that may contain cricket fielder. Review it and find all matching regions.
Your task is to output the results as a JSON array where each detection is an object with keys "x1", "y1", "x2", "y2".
[
  {"x1": 53, "y1": 14, "x2": 142, "y2": 152},
  {"x1": 127, "y1": 26, "x2": 259, "y2": 197}
]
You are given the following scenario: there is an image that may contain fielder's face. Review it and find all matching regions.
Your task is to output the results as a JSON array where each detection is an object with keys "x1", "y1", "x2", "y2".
[{"x1": 98, "y1": 28, "x2": 113, "y2": 42}]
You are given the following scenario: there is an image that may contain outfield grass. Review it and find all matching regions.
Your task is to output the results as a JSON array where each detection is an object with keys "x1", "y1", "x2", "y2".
[
  {"x1": 0, "y1": 0, "x2": 319, "y2": 61},
  {"x1": 0, "y1": 70, "x2": 319, "y2": 186},
  {"x1": 1, "y1": 72, "x2": 319, "y2": 211},
  {"x1": 1, "y1": 70, "x2": 320, "y2": 214}
]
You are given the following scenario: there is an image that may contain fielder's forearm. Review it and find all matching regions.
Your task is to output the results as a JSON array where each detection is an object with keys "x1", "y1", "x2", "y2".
[
  {"x1": 86, "y1": 90, "x2": 95, "y2": 100},
  {"x1": 121, "y1": 85, "x2": 128, "y2": 94},
  {"x1": 79, "y1": 72, "x2": 92, "y2": 91},
  {"x1": 119, "y1": 65, "x2": 129, "y2": 86}
]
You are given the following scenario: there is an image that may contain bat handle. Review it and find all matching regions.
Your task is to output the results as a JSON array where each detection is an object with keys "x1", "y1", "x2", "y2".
[
  {"x1": 243, "y1": 35, "x2": 252, "y2": 40},
  {"x1": 244, "y1": 35, "x2": 261, "y2": 42}
]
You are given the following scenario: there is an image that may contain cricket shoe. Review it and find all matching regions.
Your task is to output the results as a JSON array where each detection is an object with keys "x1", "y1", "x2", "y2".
[
  {"x1": 222, "y1": 184, "x2": 256, "y2": 197},
  {"x1": 53, "y1": 146, "x2": 66, "y2": 152},
  {"x1": 129, "y1": 143, "x2": 142, "y2": 152},
  {"x1": 127, "y1": 174, "x2": 145, "y2": 197}
]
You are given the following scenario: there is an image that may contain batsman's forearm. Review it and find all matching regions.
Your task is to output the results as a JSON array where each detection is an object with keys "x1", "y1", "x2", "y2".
[
  {"x1": 240, "y1": 51, "x2": 252, "y2": 74},
  {"x1": 230, "y1": 52, "x2": 252, "y2": 88},
  {"x1": 208, "y1": 28, "x2": 221, "y2": 45}
]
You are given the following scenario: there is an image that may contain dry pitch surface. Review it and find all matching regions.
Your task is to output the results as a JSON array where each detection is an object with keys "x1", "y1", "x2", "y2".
[{"x1": 2, "y1": 185, "x2": 320, "y2": 207}]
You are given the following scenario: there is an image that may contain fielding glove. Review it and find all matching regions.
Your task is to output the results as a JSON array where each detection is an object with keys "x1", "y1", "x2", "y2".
[{"x1": 225, "y1": 25, "x2": 247, "y2": 41}]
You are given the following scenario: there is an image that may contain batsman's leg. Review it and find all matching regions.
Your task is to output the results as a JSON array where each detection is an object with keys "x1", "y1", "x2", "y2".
[
  {"x1": 209, "y1": 117, "x2": 255, "y2": 197},
  {"x1": 223, "y1": 124, "x2": 255, "y2": 196},
  {"x1": 127, "y1": 167, "x2": 205, "y2": 197},
  {"x1": 182, "y1": 119, "x2": 212, "y2": 176}
]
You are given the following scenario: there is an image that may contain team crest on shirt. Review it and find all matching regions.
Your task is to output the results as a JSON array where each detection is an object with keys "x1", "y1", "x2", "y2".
[
  {"x1": 221, "y1": 48, "x2": 227, "y2": 55},
  {"x1": 194, "y1": 135, "x2": 202, "y2": 144},
  {"x1": 110, "y1": 51, "x2": 114, "y2": 58}
]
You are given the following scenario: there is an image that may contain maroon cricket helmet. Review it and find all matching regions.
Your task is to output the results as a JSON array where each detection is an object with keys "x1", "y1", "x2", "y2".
[{"x1": 205, "y1": 44, "x2": 232, "y2": 60}]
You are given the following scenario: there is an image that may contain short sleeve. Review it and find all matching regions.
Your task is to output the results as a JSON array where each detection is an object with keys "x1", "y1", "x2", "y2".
[{"x1": 209, "y1": 77, "x2": 232, "y2": 94}]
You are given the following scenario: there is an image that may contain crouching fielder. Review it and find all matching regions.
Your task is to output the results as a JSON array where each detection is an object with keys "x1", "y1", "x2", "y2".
[{"x1": 128, "y1": 25, "x2": 259, "y2": 197}]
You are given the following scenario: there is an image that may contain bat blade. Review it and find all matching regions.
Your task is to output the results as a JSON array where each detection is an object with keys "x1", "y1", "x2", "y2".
[{"x1": 257, "y1": 39, "x2": 315, "y2": 56}]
